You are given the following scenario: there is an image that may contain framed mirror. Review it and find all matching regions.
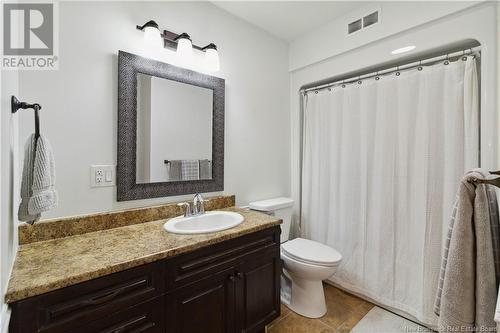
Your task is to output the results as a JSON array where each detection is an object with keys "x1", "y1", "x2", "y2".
[{"x1": 117, "y1": 51, "x2": 224, "y2": 201}]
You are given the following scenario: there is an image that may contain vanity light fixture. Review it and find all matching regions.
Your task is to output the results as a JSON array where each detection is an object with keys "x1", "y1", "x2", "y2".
[
  {"x1": 136, "y1": 21, "x2": 220, "y2": 72},
  {"x1": 391, "y1": 45, "x2": 416, "y2": 55}
]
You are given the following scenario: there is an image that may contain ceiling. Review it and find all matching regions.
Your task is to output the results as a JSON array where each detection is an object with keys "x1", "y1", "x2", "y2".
[{"x1": 212, "y1": 1, "x2": 368, "y2": 42}]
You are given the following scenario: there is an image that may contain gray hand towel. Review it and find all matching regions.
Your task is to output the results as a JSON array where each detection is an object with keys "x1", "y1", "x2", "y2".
[
  {"x1": 435, "y1": 169, "x2": 497, "y2": 332},
  {"x1": 168, "y1": 160, "x2": 182, "y2": 181},
  {"x1": 199, "y1": 159, "x2": 212, "y2": 180},
  {"x1": 18, "y1": 134, "x2": 57, "y2": 224},
  {"x1": 18, "y1": 134, "x2": 39, "y2": 223}
]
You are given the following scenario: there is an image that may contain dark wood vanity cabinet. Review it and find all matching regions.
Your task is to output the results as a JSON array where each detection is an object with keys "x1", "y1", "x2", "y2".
[{"x1": 9, "y1": 226, "x2": 281, "y2": 333}]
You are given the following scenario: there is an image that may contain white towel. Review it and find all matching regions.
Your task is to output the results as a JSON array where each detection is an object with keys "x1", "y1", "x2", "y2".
[
  {"x1": 181, "y1": 160, "x2": 199, "y2": 180},
  {"x1": 18, "y1": 134, "x2": 57, "y2": 224}
]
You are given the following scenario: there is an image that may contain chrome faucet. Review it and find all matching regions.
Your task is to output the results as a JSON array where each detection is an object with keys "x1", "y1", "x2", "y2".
[
  {"x1": 177, "y1": 194, "x2": 209, "y2": 217},
  {"x1": 192, "y1": 193, "x2": 207, "y2": 215}
]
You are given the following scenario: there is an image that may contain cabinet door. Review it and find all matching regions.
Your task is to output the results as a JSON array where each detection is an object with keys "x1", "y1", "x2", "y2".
[
  {"x1": 166, "y1": 267, "x2": 236, "y2": 333},
  {"x1": 235, "y1": 249, "x2": 281, "y2": 333}
]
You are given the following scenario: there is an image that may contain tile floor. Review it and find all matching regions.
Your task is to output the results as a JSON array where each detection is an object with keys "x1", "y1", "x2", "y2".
[{"x1": 267, "y1": 283, "x2": 375, "y2": 333}]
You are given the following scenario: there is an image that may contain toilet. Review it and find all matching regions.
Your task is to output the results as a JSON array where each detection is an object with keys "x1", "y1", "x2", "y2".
[{"x1": 249, "y1": 197, "x2": 342, "y2": 318}]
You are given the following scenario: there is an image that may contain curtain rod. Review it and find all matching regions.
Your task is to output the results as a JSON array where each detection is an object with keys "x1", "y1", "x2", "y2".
[{"x1": 300, "y1": 46, "x2": 481, "y2": 94}]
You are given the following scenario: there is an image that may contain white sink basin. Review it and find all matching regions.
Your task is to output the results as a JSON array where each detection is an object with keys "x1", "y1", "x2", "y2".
[{"x1": 163, "y1": 211, "x2": 244, "y2": 234}]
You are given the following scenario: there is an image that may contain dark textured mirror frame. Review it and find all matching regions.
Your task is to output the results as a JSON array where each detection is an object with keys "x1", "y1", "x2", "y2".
[{"x1": 117, "y1": 50, "x2": 225, "y2": 201}]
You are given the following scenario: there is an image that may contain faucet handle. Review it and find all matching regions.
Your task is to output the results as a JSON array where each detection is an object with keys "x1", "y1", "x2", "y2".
[{"x1": 177, "y1": 202, "x2": 192, "y2": 217}]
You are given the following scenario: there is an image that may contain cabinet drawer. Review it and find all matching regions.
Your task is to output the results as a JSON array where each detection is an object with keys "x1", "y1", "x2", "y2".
[
  {"x1": 165, "y1": 226, "x2": 280, "y2": 289},
  {"x1": 10, "y1": 262, "x2": 164, "y2": 333},
  {"x1": 68, "y1": 297, "x2": 164, "y2": 333}
]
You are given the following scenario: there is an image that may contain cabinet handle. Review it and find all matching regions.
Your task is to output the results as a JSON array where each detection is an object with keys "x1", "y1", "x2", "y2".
[
  {"x1": 236, "y1": 272, "x2": 243, "y2": 279},
  {"x1": 103, "y1": 315, "x2": 149, "y2": 333},
  {"x1": 228, "y1": 274, "x2": 235, "y2": 282},
  {"x1": 84, "y1": 289, "x2": 122, "y2": 305}
]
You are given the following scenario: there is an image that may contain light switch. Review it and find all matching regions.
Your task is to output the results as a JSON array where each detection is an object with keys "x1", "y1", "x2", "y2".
[
  {"x1": 91, "y1": 165, "x2": 115, "y2": 187},
  {"x1": 105, "y1": 170, "x2": 113, "y2": 182}
]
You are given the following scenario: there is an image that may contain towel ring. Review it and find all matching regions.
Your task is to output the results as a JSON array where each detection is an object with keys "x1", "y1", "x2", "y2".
[{"x1": 11, "y1": 95, "x2": 41, "y2": 139}]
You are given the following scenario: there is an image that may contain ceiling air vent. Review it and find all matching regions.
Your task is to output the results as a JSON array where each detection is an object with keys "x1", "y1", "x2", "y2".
[
  {"x1": 347, "y1": 9, "x2": 380, "y2": 35},
  {"x1": 363, "y1": 11, "x2": 378, "y2": 27},
  {"x1": 348, "y1": 19, "x2": 362, "y2": 34}
]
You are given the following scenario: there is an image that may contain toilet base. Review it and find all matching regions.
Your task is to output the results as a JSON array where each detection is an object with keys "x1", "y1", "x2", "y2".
[{"x1": 285, "y1": 273, "x2": 327, "y2": 318}]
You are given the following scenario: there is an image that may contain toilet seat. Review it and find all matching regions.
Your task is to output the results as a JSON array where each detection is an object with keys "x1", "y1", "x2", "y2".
[{"x1": 281, "y1": 238, "x2": 342, "y2": 267}]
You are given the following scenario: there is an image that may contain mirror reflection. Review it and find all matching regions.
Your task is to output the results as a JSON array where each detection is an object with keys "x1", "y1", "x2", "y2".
[{"x1": 136, "y1": 73, "x2": 213, "y2": 183}]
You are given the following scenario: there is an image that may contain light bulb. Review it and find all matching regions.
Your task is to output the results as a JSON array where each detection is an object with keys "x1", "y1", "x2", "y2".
[
  {"x1": 205, "y1": 46, "x2": 220, "y2": 72},
  {"x1": 143, "y1": 26, "x2": 162, "y2": 48},
  {"x1": 176, "y1": 34, "x2": 193, "y2": 63},
  {"x1": 391, "y1": 45, "x2": 416, "y2": 55}
]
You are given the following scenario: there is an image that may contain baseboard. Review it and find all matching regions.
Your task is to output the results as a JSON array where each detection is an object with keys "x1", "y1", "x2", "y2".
[{"x1": 0, "y1": 304, "x2": 10, "y2": 333}]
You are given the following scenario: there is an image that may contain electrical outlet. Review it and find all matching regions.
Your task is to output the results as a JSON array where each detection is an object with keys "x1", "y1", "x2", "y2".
[{"x1": 91, "y1": 165, "x2": 116, "y2": 187}]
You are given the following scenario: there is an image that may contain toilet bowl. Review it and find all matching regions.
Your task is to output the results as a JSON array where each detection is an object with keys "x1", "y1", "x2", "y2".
[
  {"x1": 281, "y1": 238, "x2": 342, "y2": 318},
  {"x1": 249, "y1": 198, "x2": 343, "y2": 319}
]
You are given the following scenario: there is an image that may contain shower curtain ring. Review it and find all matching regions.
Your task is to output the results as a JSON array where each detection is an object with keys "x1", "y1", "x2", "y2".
[
  {"x1": 444, "y1": 54, "x2": 450, "y2": 65},
  {"x1": 357, "y1": 76, "x2": 362, "y2": 84},
  {"x1": 417, "y1": 60, "x2": 423, "y2": 71},
  {"x1": 461, "y1": 50, "x2": 467, "y2": 61},
  {"x1": 375, "y1": 72, "x2": 380, "y2": 80},
  {"x1": 341, "y1": 80, "x2": 346, "y2": 88},
  {"x1": 395, "y1": 66, "x2": 401, "y2": 76}
]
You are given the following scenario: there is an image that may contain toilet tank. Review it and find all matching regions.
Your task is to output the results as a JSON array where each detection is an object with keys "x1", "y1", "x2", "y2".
[{"x1": 248, "y1": 197, "x2": 294, "y2": 243}]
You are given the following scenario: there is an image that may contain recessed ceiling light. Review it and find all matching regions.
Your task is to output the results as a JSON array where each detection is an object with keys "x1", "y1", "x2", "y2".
[{"x1": 391, "y1": 45, "x2": 416, "y2": 55}]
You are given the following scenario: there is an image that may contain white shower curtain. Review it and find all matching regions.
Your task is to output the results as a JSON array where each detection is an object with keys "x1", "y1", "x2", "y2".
[{"x1": 301, "y1": 57, "x2": 479, "y2": 326}]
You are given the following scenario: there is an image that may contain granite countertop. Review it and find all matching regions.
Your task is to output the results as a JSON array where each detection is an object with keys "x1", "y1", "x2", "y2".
[{"x1": 5, "y1": 207, "x2": 281, "y2": 303}]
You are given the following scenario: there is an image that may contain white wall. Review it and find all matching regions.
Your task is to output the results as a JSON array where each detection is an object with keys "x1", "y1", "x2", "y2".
[
  {"x1": 0, "y1": 70, "x2": 19, "y2": 332},
  {"x1": 289, "y1": 1, "x2": 477, "y2": 71},
  {"x1": 18, "y1": 1, "x2": 290, "y2": 219},
  {"x1": 289, "y1": 2, "x2": 498, "y2": 235}
]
